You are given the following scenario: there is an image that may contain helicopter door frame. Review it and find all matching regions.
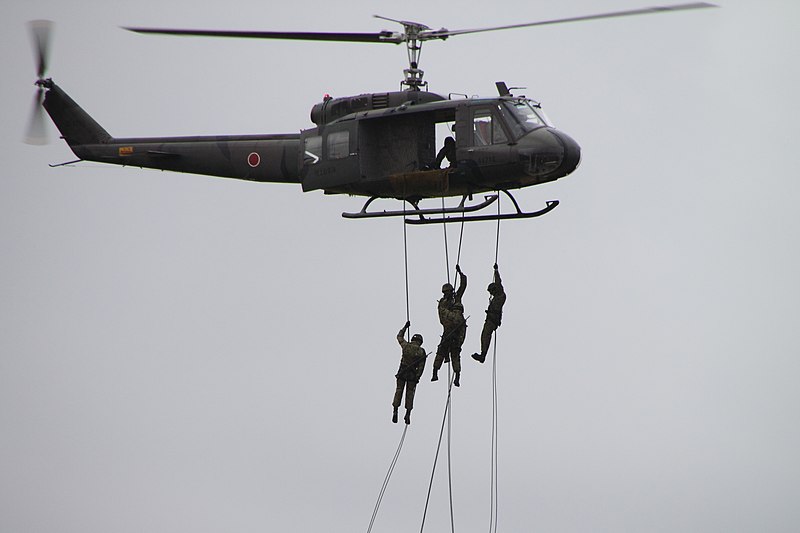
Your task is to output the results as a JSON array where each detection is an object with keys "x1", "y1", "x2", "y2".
[{"x1": 299, "y1": 121, "x2": 360, "y2": 192}]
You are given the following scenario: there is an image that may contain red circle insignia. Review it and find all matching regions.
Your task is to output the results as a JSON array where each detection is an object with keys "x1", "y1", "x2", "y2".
[{"x1": 247, "y1": 152, "x2": 261, "y2": 167}]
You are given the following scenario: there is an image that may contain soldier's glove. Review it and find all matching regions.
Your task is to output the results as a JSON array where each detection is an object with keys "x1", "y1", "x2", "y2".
[
  {"x1": 405, "y1": 320, "x2": 411, "y2": 329},
  {"x1": 494, "y1": 263, "x2": 498, "y2": 270},
  {"x1": 456, "y1": 264, "x2": 461, "y2": 273}
]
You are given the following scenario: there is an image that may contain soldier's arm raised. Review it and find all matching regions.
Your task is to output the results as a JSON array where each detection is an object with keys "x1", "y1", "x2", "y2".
[
  {"x1": 456, "y1": 270, "x2": 467, "y2": 299},
  {"x1": 398, "y1": 321, "x2": 410, "y2": 345}
]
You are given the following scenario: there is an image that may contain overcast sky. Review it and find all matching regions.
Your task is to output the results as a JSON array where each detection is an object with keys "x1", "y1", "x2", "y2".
[{"x1": 2, "y1": 1, "x2": 799, "y2": 532}]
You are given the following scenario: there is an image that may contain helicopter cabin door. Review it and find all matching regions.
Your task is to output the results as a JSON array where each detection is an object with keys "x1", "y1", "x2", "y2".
[
  {"x1": 458, "y1": 104, "x2": 513, "y2": 181},
  {"x1": 299, "y1": 122, "x2": 360, "y2": 192}
]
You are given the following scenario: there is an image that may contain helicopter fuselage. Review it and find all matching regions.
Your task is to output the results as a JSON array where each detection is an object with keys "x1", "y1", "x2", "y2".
[{"x1": 42, "y1": 81, "x2": 580, "y2": 201}]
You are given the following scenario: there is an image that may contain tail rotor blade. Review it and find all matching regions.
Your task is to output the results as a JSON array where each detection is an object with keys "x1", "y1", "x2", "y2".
[
  {"x1": 29, "y1": 19, "x2": 53, "y2": 79},
  {"x1": 25, "y1": 88, "x2": 48, "y2": 145}
]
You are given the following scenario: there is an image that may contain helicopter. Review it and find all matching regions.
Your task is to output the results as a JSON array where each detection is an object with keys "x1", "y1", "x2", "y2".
[{"x1": 27, "y1": 3, "x2": 715, "y2": 224}]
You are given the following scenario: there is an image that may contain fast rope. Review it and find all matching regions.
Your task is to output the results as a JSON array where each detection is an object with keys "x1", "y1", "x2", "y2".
[
  {"x1": 488, "y1": 192, "x2": 501, "y2": 533},
  {"x1": 363, "y1": 195, "x2": 413, "y2": 533},
  {"x1": 422, "y1": 202, "x2": 467, "y2": 533},
  {"x1": 367, "y1": 425, "x2": 409, "y2": 533},
  {"x1": 403, "y1": 186, "x2": 411, "y2": 328},
  {"x1": 419, "y1": 369, "x2": 456, "y2": 533}
]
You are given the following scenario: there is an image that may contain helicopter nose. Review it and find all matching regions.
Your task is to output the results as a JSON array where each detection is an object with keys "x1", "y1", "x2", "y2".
[
  {"x1": 519, "y1": 127, "x2": 581, "y2": 180},
  {"x1": 551, "y1": 129, "x2": 581, "y2": 177}
]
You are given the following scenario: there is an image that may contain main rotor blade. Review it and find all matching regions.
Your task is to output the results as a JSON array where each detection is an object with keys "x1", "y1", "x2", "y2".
[
  {"x1": 421, "y1": 2, "x2": 717, "y2": 40},
  {"x1": 124, "y1": 27, "x2": 403, "y2": 44},
  {"x1": 29, "y1": 19, "x2": 53, "y2": 78}
]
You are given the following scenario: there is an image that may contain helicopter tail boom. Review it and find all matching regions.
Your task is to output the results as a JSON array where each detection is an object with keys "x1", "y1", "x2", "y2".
[{"x1": 39, "y1": 80, "x2": 302, "y2": 185}]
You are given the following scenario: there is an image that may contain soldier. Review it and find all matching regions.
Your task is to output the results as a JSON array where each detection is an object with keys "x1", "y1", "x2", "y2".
[
  {"x1": 393, "y1": 321, "x2": 427, "y2": 425},
  {"x1": 432, "y1": 265, "x2": 467, "y2": 387},
  {"x1": 434, "y1": 136, "x2": 457, "y2": 169},
  {"x1": 472, "y1": 264, "x2": 506, "y2": 364}
]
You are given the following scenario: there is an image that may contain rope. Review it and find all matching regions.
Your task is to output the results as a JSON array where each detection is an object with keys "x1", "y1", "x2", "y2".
[
  {"x1": 367, "y1": 425, "x2": 409, "y2": 533},
  {"x1": 447, "y1": 363, "x2": 455, "y2": 533},
  {"x1": 456, "y1": 206, "x2": 466, "y2": 267},
  {"x1": 442, "y1": 197, "x2": 451, "y2": 285},
  {"x1": 488, "y1": 192, "x2": 501, "y2": 533},
  {"x1": 403, "y1": 197, "x2": 411, "y2": 331},
  {"x1": 489, "y1": 334, "x2": 499, "y2": 533},
  {"x1": 419, "y1": 369, "x2": 456, "y2": 533},
  {"x1": 494, "y1": 191, "x2": 501, "y2": 265}
]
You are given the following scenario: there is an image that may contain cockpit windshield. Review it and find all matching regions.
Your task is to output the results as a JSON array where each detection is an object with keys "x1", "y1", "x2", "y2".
[{"x1": 502, "y1": 100, "x2": 553, "y2": 139}]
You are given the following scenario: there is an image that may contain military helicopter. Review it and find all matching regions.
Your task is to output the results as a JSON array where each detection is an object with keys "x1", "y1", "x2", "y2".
[{"x1": 27, "y1": 3, "x2": 715, "y2": 224}]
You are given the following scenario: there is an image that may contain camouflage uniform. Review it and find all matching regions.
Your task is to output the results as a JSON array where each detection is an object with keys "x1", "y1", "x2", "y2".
[
  {"x1": 473, "y1": 265, "x2": 506, "y2": 363},
  {"x1": 393, "y1": 324, "x2": 427, "y2": 422},
  {"x1": 433, "y1": 268, "x2": 467, "y2": 384}
]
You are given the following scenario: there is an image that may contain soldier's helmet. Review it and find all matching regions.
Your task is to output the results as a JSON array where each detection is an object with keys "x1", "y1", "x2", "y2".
[
  {"x1": 442, "y1": 283, "x2": 454, "y2": 293},
  {"x1": 411, "y1": 333, "x2": 423, "y2": 345},
  {"x1": 488, "y1": 282, "x2": 499, "y2": 293}
]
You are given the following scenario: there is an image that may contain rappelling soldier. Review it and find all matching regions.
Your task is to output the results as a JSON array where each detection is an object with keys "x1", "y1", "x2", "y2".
[
  {"x1": 432, "y1": 265, "x2": 467, "y2": 387},
  {"x1": 393, "y1": 321, "x2": 427, "y2": 425},
  {"x1": 472, "y1": 264, "x2": 506, "y2": 364}
]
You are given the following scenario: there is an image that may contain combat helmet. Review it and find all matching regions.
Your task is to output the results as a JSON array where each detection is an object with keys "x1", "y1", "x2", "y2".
[
  {"x1": 442, "y1": 282, "x2": 454, "y2": 293},
  {"x1": 411, "y1": 333, "x2": 423, "y2": 345}
]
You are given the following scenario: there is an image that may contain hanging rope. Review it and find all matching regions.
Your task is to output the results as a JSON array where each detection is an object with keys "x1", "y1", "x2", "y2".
[
  {"x1": 403, "y1": 195, "x2": 411, "y2": 331},
  {"x1": 494, "y1": 191, "x2": 501, "y2": 265},
  {"x1": 442, "y1": 197, "x2": 451, "y2": 285},
  {"x1": 446, "y1": 362, "x2": 456, "y2": 533},
  {"x1": 488, "y1": 191, "x2": 501, "y2": 533},
  {"x1": 367, "y1": 425, "x2": 409, "y2": 533},
  {"x1": 488, "y1": 334, "x2": 499, "y2": 533},
  {"x1": 419, "y1": 369, "x2": 456, "y2": 533}
]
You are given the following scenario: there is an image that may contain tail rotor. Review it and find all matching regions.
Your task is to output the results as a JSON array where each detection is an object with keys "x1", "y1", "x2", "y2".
[{"x1": 25, "y1": 19, "x2": 53, "y2": 145}]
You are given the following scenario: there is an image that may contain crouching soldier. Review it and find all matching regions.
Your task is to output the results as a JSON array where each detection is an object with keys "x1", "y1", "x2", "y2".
[{"x1": 393, "y1": 321, "x2": 427, "y2": 425}]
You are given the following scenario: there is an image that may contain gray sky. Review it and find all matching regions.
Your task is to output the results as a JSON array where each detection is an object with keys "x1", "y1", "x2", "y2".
[{"x1": 2, "y1": 1, "x2": 799, "y2": 532}]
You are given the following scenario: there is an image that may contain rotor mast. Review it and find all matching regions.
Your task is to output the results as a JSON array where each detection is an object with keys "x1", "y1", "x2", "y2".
[{"x1": 374, "y1": 16, "x2": 445, "y2": 91}]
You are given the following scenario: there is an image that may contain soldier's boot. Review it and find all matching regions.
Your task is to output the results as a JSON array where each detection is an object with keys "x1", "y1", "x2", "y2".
[
  {"x1": 454, "y1": 372, "x2": 460, "y2": 387},
  {"x1": 392, "y1": 407, "x2": 398, "y2": 424},
  {"x1": 431, "y1": 370, "x2": 439, "y2": 382},
  {"x1": 404, "y1": 409, "x2": 411, "y2": 425},
  {"x1": 471, "y1": 352, "x2": 486, "y2": 364}
]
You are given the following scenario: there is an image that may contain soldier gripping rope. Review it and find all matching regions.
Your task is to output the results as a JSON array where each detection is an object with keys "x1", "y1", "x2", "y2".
[
  {"x1": 432, "y1": 265, "x2": 467, "y2": 387},
  {"x1": 472, "y1": 264, "x2": 506, "y2": 364},
  {"x1": 393, "y1": 321, "x2": 427, "y2": 425}
]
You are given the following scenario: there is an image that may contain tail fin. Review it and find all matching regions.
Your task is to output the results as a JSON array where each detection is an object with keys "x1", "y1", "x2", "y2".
[{"x1": 41, "y1": 80, "x2": 111, "y2": 146}]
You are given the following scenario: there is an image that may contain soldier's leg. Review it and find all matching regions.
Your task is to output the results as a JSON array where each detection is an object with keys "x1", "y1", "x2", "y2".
[
  {"x1": 405, "y1": 381, "x2": 418, "y2": 411},
  {"x1": 393, "y1": 378, "x2": 404, "y2": 409},
  {"x1": 432, "y1": 342, "x2": 447, "y2": 381},
  {"x1": 452, "y1": 328, "x2": 465, "y2": 386},
  {"x1": 480, "y1": 319, "x2": 497, "y2": 357}
]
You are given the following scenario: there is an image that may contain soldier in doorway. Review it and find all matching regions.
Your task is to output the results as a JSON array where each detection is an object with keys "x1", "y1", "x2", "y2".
[
  {"x1": 432, "y1": 265, "x2": 467, "y2": 387},
  {"x1": 434, "y1": 136, "x2": 457, "y2": 169},
  {"x1": 393, "y1": 321, "x2": 427, "y2": 425},
  {"x1": 472, "y1": 264, "x2": 506, "y2": 364}
]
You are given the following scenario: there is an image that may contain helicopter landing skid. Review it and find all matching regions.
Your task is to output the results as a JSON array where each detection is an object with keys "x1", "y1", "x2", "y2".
[
  {"x1": 407, "y1": 197, "x2": 559, "y2": 225},
  {"x1": 341, "y1": 191, "x2": 559, "y2": 224},
  {"x1": 341, "y1": 194, "x2": 499, "y2": 220}
]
